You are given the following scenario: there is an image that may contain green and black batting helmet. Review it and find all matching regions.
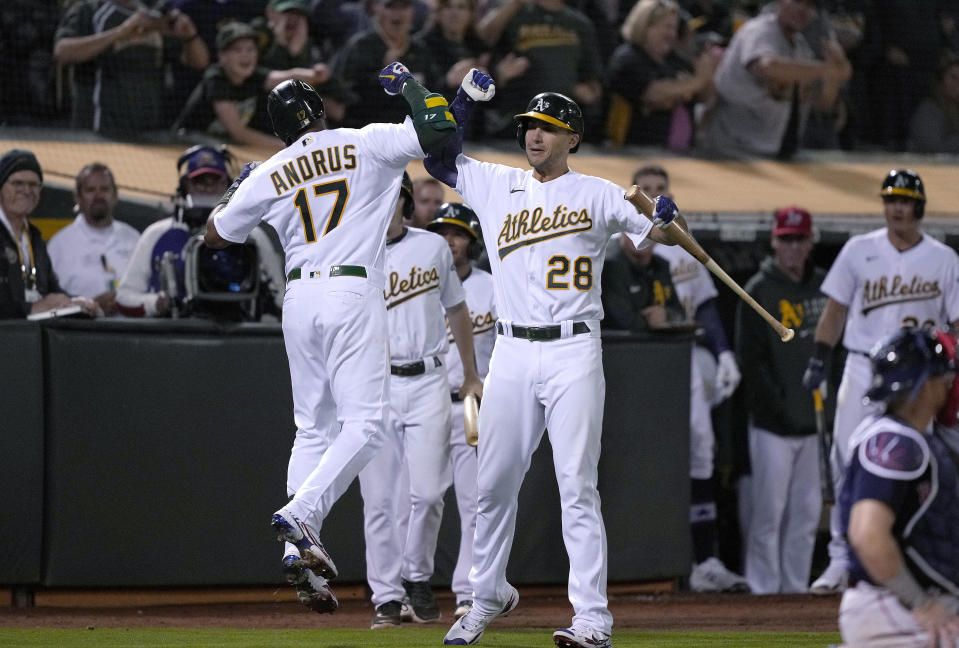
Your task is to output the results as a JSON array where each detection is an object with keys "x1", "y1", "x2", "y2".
[
  {"x1": 399, "y1": 171, "x2": 414, "y2": 219},
  {"x1": 427, "y1": 202, "x2": 482, "y2": 258},
  {"x1": 514, "y1": 92, "x2": 584, "y2": 153},
  {"x1": 268, "y1": 79, "x2": 325, "y2": 146},
  {"x1": 880, "y1": 169, "x2": 926, "y2": 217}
]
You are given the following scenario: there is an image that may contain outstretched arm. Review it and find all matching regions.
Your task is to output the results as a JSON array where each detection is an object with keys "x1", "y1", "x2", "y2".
[
  {"x1": 379, "y1": 62, "x2": 458, "y2": 155},
  {"x1": 423, "y1": 69, "x2": 496, "y2": 188}
]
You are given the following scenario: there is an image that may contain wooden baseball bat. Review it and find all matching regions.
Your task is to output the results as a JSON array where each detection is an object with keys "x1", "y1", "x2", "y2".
[
  {"x1": 813, "y1": 388, "x2": 835, "y2": 505},
  {"x1": 464, "y1": 393, "x2": 479, "y2": 447},
  {"x1": 624, "y1": 186, "x2": 795, "y2": 343}
]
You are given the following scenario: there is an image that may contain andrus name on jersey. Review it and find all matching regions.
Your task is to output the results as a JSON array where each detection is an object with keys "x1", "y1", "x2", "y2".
[
  {"x1": 497, "y1": 205, "x2": 592, "y2": 259},
  {"x1": 385, "y1": 265, "x2": 440, "y2": 309},
  {"x1": 861, "y1": 275, "x2": 942, "y2": 315},
  {"x1": 270, "y1": 144, "x2": 358, "y2": 196}
]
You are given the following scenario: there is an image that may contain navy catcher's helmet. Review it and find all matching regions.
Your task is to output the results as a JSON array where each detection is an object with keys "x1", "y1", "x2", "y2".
[
  {"x1": 427, "y1": 202, "x2": 482, "y2": 259},
  {"x1": 880, "y1": 169, "x2": 926, "y2": 218},
  {"x1": 268, "y1": 79, "x2": 325, "y2": 146},
  {"x1": 514, "y1": 92, "x2": 584, "y2": 153},
  {"x1": 866, "y1": 325, "x2": 956, "y2": 404}
]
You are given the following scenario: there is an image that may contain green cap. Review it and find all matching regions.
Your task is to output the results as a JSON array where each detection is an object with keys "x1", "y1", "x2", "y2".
[
  {"x1": 216, "y1": 22, "x2": 258, "y2": 51},
  {"x1": 268, "y1": 0, "x2": 310, "y2": 13}
]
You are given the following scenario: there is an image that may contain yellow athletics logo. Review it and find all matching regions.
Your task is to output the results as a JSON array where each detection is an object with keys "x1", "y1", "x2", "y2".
[
  {"x1": 779, "y1": 300, "x2": 804, "y2": 329},
  {"x1": 861, "y1": 275, "x2": 941, "y2": 315},
  {"x1": 653, "y1": 281, "x2": 672, "y2": 306},
  {"x1": 384, "y1": 265, "x2": 440, "y2": 309},
  {"x1": 497, "y1": 205, "x2": 592, "y2": 259}
]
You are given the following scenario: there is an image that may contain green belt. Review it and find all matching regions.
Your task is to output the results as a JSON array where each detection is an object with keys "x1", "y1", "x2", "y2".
[{"x1": 287, "y1": 265, "x2": 367, "y2": 282}]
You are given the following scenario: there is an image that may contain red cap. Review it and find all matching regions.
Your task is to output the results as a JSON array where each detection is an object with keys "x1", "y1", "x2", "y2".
[{"x1": 773, "y1": 206, "x2": 812, "y2": 236}]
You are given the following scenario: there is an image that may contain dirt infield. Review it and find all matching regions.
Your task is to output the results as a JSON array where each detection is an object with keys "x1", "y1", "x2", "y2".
[{"x1": 0, "y1": 591, "x2": 839, "y2": 633}]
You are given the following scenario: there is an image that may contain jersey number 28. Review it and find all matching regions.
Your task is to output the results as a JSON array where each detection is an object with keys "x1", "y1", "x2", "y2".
[
  {"x1": 547, "y1": 255, "x2": 593, "y2": 291},
  {"x1": 293, "y1": 179, "x2": 350, "y2": 242}
]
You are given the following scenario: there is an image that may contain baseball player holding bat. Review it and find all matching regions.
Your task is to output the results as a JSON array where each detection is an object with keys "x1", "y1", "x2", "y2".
[
  {"x1": 735, "y1": 206, "x2": 829, "y2": 594},
  {"x1": 837, "y1": 326, "x2": 959, "y2": 647},
  {"x1": 203, "y1": 64, "x2": 457, "y2": 613},
  {"x1": 427, "y1": 202, "x2": 497, "y2": 621},
  {"x1": 802, "y1": 169, "x2": 959, "y2": 594},
  {"x1": 425, "y1": 70, "x2": 683, "y2": 648},
  {"x1": 358, "y1": 174, "x2": 482, "y2": 628}
]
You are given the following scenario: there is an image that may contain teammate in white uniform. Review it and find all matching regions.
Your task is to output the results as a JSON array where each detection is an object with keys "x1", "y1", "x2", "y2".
[
  {"x1": 837, "y1": 326, "x2": 959, "y2": 647},
  {"x1": 426, "y1": 71, "x2": 684, "y2": 648},
  {"x1": 203, "y1": 66, "x2": 458, "y2": 613},
  {"x1": 47, "y1": 163, "x2": 139, "y2": 316},
  {"x1": 359, "y1": 175, "x2": 483, "y2": 629},
  {"x1": 427, "y1": 203, "x2": 497, "y2": 620},
  {"x1": 633, "y1": 165, "x2": 748, "y2": 593},
  {"x1": 802, "y1": 169, "x2": 959, "y2": 594}
]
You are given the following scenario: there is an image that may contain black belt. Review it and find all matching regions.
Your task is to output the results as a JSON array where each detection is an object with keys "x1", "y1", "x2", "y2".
[
  {"x1": 391, "y1": 356, "x2": 442, "y2": 377},
  {"x1": 287, "y1": 265, "x2": 367, "y2": 281},
  {"x1": 495, "y1": 321, "x2": 590, "y2": 341}
]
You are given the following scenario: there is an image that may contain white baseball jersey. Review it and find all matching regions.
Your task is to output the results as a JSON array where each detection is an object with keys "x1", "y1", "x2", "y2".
[
  {"x1": 453, "y1": 156, "x2": 653, "y2": 325},
  {"x1": 214, "y1": 118, "x2": 424, "y2": 275},
  {"x1": 47, "y1": 215, "x2": 140, "y2": 299},
  {"x1": 384, "y1": 227, "x2": 465, "y2": 362},
  {"x1": 654, "y1": 243, "x2": 718, "y2": 320},
  {"x1": 822, "y1": 228, "x2": 959, "y2": 354},
  {"x1": 445, "y1": 267, "x2": 496, "y2": 389}
]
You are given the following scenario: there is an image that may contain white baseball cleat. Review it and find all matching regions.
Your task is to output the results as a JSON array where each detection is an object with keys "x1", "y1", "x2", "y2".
[
  {"x1": 689, "y1": 557, "x2": 750, "y2": 593},
  {"x1": 271, "y1": 507, "x2": 338, "y2": 580},
  {"x1": 552, "y1": 624, "x2": 612, "y2": 648},
  {"x1": 810, "y1": 561, "x2": 848, "y2": 595},
  {"x1": 443, "y1": 585, "x2": 518, "y2": 645}
]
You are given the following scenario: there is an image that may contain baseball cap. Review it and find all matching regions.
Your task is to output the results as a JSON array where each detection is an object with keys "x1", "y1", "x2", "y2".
[
  {"x1": 184, "y1": 148, "x2": 229, "y2": 179},
  {"x1": 268, "y1": 0, "x2": 309, "y2": 13},
  {"x1": 773, "y1": 206, "x2": 812, "y2": 236},
  {"x1": 216, "y1": 21, "x2": 258, "y2": 51}
]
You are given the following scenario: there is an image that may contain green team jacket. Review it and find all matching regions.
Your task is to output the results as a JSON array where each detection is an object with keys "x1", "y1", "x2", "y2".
[{"x1": 735, "y1": 256, "x2": 828, "y2": 437}]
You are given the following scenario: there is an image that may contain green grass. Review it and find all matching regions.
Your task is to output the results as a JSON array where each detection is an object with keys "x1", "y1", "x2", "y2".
[{"x1": 0, "y1": 628, "x2": 841, "y2": 647}]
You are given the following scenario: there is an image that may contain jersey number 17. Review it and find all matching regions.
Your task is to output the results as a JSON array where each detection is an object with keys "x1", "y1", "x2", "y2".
[{"x1": 293, "y1": 179, "x2": 350, "y2": 242}]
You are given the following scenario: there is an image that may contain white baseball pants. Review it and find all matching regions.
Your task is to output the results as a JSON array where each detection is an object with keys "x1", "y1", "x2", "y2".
[
  {"x1": 281, "y1": 275, "x2": 390, "y2": 535},
  {"x1": 745, "y1": 425, "x2": 821, "y2": 593},
  {"x1": 446, "y1": 399, "x2": 478, "y2": 602},
  {"x1": 470, "y1": 334, "x2": 612, "y2": 634}
]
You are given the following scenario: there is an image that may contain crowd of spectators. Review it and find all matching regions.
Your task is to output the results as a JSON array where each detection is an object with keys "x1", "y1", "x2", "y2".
[{"x1": 1, "y1": 0, "x2": 959, "y2": 155}]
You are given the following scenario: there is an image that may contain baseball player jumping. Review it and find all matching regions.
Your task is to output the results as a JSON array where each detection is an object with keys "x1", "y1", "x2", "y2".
[
  {"x1": 802, "y1": 169, "x2": 959, "y2": 594},
  {"x1": 358, "y1": 173, "x2": 483, "y2": 628},
  {"x1": 425, "y1": 70, "x2": 686, "y2": 648},
  {"x1": 837, "y1": 326, "x2": 959, "y2": 647},
  {"x1": 427, "y1": 202, "x2": 498, "y2": 621},
  {"x1": 203, "y1": 64, "x2": 457, "y2": 612}
]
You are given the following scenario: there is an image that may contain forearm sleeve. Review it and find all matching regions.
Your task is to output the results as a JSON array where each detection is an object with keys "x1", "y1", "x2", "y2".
[
  {"x1": 696, "y1": 298, "x2": 731, "y2": 356},
  {"x1": 400, "y1": 77, "x2": 457, "y2": 155},
  {"x1": 424, "y1": 90, "x2": 474, "y2": 187}
]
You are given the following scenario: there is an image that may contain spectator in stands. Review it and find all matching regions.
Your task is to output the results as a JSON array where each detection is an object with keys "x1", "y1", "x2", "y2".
[
  {"x1": 416, "y1": 0, "x2": 491, "y2": 104},
  {"x1": 680, "y1": 0, "x2": 733, "y2": 43},
  {"x1": 171, "y1": 0, "x2": 263, "y2": 55},
  {"x1": 605, "y1": 0, "x2": 721, "y2": 151},
  {"x1": 409, "y1": 177, "x2": 446, "y2": 229},
  {"x1": 174, "y1": 21, "x2": 330, "y2": 150},
  {"x1": 47, "y1": 163, "x2": 140, "y2": 317},
  {"x1": 601, "y1": 235, "x2": 685, "y2": 333},
  {"x1": 908, "y1": 55, "x2": 959, "y2": 153},
  {"x1": 0, "y1": 149, "x2": 98, "y2": 319},
  {"x1": 736, "y1": 206, "x2": 827, "y2": 594},
  {"x1": 476, "y1": 0, "x2": 603, "y2": 139},
  {"x1": 116, "y1": 146, "x2": 284, "y2": 320},
  {"x1": 701, "y1": 0, "x2": 851, "y2": 159},
  {"x1": 258, "y1": 0, "x2": 356, "y2": 127},
  {"x1": 0, "y1": 1, "x2": 61, "y2": 126},
  {"x1": 53, "y1": 0, "x2": 209, "y2": 136},
  {"x1": 333, "y1": 0, "x2": 438, "y2": 128}
]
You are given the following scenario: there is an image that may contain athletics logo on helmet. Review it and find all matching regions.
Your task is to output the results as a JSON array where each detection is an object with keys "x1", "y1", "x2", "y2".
[
  {"x1": 880, "y1": 169, "x2": 926, "y2": 217},
  {"x1": 866, "y1": 325, "x2": 956, "y2": 406},
  {"x1": 268, "y1": 79, "x2": 325, "y2": 146},
  {"x1": 514, "y1": 92, "x2": 584, "y2": 153},
  {"x1": 427, "y1": 202, "x2": 482, "y2": 259}
]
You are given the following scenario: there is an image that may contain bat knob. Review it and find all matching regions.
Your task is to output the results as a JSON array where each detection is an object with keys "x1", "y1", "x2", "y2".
[{"x1": 780, "y1": 328, "x2": 795, "y2": 343}]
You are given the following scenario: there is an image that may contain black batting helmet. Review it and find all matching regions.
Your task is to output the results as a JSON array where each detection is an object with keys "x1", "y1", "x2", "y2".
[
  {"x1": 880, "y1": 169, "x2": 926, "y2": 218},
  {"x1": 268, "y1": 80, "x2": 325, "y2": 146},
  {"x1": 399, "y1": 171, "x2": 414, "y2": 219},
  {"x1": 514, "y1": 92, "x2": 584, "y2": 153},
  {"x1": 865, "y1": 325, "x2": 956, "y2": 405},
  {"x1": 427, "y1": 202, "x2": 482, "y2": 258}
]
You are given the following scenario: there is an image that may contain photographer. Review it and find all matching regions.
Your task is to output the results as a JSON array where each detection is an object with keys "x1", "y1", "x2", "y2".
[
  {"x1": 54, "y1": 0, "x2": 208, "y2": 136},
  {"x1": 116, "y1": 146, "x2": 284, "y2": 321}
]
